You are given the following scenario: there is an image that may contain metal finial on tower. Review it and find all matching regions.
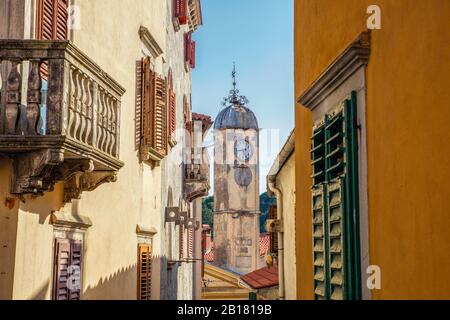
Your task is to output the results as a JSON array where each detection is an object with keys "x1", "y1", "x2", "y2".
[
  {"x1": 221, "y1": 62, "x2": 249, "y2": 107},
  {"x1": 232, "y1": 62, "x2": 237, "y2": 91}
]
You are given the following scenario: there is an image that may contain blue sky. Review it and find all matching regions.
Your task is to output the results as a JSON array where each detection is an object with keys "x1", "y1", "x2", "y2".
[{"x1": 192, "y1": 0, "x2": 294, "y2": 194}]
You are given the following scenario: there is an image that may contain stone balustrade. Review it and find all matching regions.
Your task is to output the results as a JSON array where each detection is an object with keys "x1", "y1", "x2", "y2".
[{"x1": 0, "y1": 40, "x2": 125, "y2": 200}]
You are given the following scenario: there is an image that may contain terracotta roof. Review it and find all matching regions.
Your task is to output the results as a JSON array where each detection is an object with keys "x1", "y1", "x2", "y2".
[
  {"x1": 204, "y1": 249, "x2": 214, "y2": 262},
  {"x1": 192, "y1": 112, "x2": 212, "y2": 122},
  {"x1": 259, "y1": 233, "x2": 270, "y2": 256},
  {"x1": 241, "y1": 265, "x2": 279, "y2": 289}
]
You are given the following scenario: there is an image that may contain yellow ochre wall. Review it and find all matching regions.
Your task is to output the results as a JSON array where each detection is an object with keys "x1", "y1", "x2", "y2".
[{"x1": 294, "y1": 0, "x2": 450, "y2": 299}]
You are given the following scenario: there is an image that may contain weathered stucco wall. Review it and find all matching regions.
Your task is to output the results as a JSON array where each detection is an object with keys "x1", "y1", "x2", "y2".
[
  {"x1": 294, "y1": 0, "x2": 450, "y2": 299},
  {"x1": 275, "y1": 153, "x2": 296, "y2": 300}
]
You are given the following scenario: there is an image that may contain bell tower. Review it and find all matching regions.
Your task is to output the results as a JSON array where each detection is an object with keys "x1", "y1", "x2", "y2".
[{"x1": 213, "y1": 65, "x2": 260, "y2": 274}]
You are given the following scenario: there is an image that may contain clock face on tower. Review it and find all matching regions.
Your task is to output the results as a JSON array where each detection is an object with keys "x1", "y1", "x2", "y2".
[{"x1": 235, "y1": 139, "x2": 253, "y2": 161}]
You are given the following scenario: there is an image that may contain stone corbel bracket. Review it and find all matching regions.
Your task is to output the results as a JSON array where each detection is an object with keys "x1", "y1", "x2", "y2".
[
  {"x1": 11, "y1": 148, "x2": 65, "y2": 195},
  {"x1": 64, "y1": 170, "x2": 118, "y2": 203},
  {"x1": 9, "y1": 148, "x2": 117, "y2": 202}
]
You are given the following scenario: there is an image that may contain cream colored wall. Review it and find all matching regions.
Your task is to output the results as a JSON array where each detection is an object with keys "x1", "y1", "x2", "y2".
[
  {"x1": 0, "y1": 0, "x2": 191, "y2": 300},
  {"x1": 275, "y1": 153, "x2": 296, "y2": 300},
  {"x1": 0, "y1": 158, "x2": 18, "y2": 299}
]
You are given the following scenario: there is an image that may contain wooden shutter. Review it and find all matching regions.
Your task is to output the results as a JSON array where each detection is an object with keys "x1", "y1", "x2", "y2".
[
  {"x1": 179, "y1": 225, "x2": 184, "y2": 260},
  {"x1": 53, "y1": 238, "x2": 71, "y2": 300},
  {"x1": 141, "y1": 57, "x2": 153, "y2": 148},
  {"x1": 268, "y1": 205, "x2": 278, "y2": 254},
  {"x1": 53, "y1": 238, "x2": 83, "y2": 300},
  {"x1": 153, "y1": 75, "x2": 167, "y2": 155},
  {"x1": 190, "y1": 41, "x2": 196, "y2": 69},
  {"x1": 169, "y1": 90, "x2": 176, "y2": 136},
  {"x1": 69, "y1": 240, "x2": 83, "y2": 300},
  {"x1": 173, "y1": 0, "x2": 188, "y2": 25},
  {"x1": 310, "y1": 91, "x2": 361, "y2": 300},
  {"x1": 138, "y1": 244, "x2": 152, "y2": 300},
  {"x1": 36, "y1": 0, "x2": 68, "y2": 40},
  {"x1": 36, "y1": 0, "x2": 69, "y2": 78},
  {"x1": 185, "y1": 32, "x2": 192, "y2": 65},
  {"x1": 187, "y1": 228, "x2": 194, "y2": 258}
]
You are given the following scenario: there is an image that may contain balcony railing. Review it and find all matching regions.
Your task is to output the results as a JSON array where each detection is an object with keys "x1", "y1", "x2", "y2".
[
  {"x1": 0, "y1": 40, "x2": 125, "y2": 200},
  {"x1": 183, "y1": 147, "x2": 210, "y2": 201}
]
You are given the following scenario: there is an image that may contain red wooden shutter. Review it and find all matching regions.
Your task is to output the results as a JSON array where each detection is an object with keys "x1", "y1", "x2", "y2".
[
  {"x1": 36, "y1": 0, "x2": 69, "y2": 78},
  {"x1": 138, "y1": 244, "x2": 152, "y2": 300},
  {"x1": 190, "y1": 41, "x2": 196, "y2": 69},
  {"x1": 173, "y1": 0, "x2": 188, "y2": 25},
  {"x1": 153, "y1": 76, "x2": 167, "y2": 155},
  {"x1": 185, "y1": 32, "x2": 192, "y2": 65},
  {"x1": 141, "y1": 57, "x2": 153, "y2": 148},
  {"x1": 179, "y1": 225, "x2": 184, "y2": 260},
  {"x1": 53, "y1": 238, "x2": 71, "y2": 300},
  {"x1": 69, "y1": 240, "x2": 83, "y2": 300},
  {"x1": 187, "y1": 228, "x2": 194, "y2": 258}
]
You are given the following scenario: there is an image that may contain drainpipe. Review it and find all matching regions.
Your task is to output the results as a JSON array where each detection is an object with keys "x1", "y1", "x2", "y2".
[{"x1": 268, "y1": 180, "x2": 285, "y2": 300}]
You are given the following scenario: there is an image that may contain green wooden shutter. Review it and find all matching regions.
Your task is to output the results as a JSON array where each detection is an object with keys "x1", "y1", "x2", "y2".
[{"x1": 311, "y1": 91, "x2": 361, "y2": 300}]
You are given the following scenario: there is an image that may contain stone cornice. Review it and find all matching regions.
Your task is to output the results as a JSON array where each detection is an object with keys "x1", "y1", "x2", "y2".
[
  {"x1": 51, "y1": 211, "x2": 93, "y2": 230},
  {"x1": 139, "y1": 26, "x2": 164, "y2": 59},
  {"x1": 136, "y1": 225, "x2": 158, "y2": 237},
  {"x1": 298, "y1": 31, "x2": 371, "y2": 110}
]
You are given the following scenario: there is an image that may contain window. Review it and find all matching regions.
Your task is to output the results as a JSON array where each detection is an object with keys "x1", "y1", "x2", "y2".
[
  {"x1": 173, "y1": 0, "x2": 188, "y2": 26},
  {"x1": 52, "y1": 238, "x2": 83, "y2": 300},
  {"x1": 184, "y1": 32, "x2": 196, "y2": 69},
  {"x1": 141, "y1": 57, "x2": 168, "y2": 157},
  {"x1": 311, "y1": 91, "x2": 361, "y2": 300},
  {"x1": 138, "y1": 243, "x2": 152, "y2": 300}
]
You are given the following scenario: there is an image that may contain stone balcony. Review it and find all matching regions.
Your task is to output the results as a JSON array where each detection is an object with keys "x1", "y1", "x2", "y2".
[
  {"x1": 183, "y1": 147, "x2": 210, "y2": 201},
  {"x1": 0, "y1": 40, "x2": 125, "y2": 202}
]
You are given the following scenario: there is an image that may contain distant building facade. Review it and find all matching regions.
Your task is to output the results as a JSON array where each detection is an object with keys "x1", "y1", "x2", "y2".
[{"x1": 213, "y1": 73, "x2": 260, "y2": 275}]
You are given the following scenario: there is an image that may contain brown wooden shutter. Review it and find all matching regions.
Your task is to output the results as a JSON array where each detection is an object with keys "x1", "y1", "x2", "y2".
[
  {"x1": 268, "y1": 205, "x2": 278, "y2": 254},
  {"x1": 141, "y1": 57, "x2": 153, "y2": 148},
  {"x1": 138, "y1": 244, "x2": 152, "y2": 300},
  {"x1": 169, "y1": 90, "x2": 176, "y2": 135},
  {"x1": 153, "y1": 76, "x2": 167, "y2": 155},
  {"x1": 53, "y1": 238, "x2": 82, "y2": 300},
  {"x1": 53, "y1": 238, "x2": 71, "y2": 300},
  {"x1": 69, "y1": 240, "x2": 83, "y2": 300}
]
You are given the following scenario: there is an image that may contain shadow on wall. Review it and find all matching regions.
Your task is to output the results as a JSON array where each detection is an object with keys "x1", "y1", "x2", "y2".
[
  {"x1": 83, "y1": 264, "x2": 138, "y2": 300},
  {"x1": 30, "y1": 280, "x2": 50, "y2": 300},
  {"x1": 82, "y1": 255, "x2": 179, "y2": 300}
]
